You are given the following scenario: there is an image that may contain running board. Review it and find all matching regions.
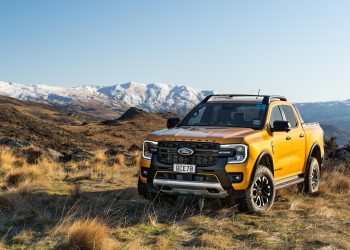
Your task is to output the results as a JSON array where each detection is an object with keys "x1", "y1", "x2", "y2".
[{"x1": 275, "y1": 177, "x2": 304, "y2": 190}]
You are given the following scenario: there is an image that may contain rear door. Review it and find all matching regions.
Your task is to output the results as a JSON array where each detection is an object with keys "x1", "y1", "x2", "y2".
[
  {"x1": 280, "y1": 105, "x2": 306, "y2": 175},
  {"x1": 269, "y1": 105, "x2": 293, "y2": 178}
]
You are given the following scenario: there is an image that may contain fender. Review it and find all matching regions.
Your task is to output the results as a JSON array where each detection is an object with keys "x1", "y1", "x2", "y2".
[
  {"x1": 250, "y1": 151, "x2": 274, "y2": 184},
  {"x1": 306, "y1": 143, "x2": 322, "y2": 173}
]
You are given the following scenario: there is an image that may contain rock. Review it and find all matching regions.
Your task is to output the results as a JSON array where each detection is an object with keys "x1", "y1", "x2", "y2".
[
  {"x1": 118, "y1": 107, "x2": 146, "y2": 121},
  {"x1": 59, "y1": 150, "x2": 94, "y2": 163},
  {"x1": 0, "y1": 137, "x2": 32, "y2": 148},
  {"x1": 129, "y1": 144, "x2": 141, "y2": 151},
  {"x1": 46, "y1": 148, "x2": 63, "y2": 161},
  {"x1": 99, "y1": 119, "x2": 120, "y2": 125}
]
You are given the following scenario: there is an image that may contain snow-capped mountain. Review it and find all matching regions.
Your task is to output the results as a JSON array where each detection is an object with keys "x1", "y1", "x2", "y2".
[
  {"x1": 0, "y1": 81, "x2": 214, "y2": 118},
  {"x1": 1, "y1": 80, "x2": 350, "y2": 144}
]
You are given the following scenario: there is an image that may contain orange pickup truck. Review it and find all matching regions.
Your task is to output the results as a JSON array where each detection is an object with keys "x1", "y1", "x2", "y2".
[{"x1": 138, "y1": 95, "x2": 324, "y2": 213}]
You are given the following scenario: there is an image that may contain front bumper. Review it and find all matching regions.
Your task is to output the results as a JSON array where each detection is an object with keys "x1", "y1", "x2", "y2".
[
  {"x1": 142, "y1": 156, "x2": 246, "y2": 199},
  {"x1": 153, "y1": 179, "x2": 228, "y2": 198}
]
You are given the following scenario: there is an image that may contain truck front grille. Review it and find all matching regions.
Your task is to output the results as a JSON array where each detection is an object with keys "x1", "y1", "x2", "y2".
[{"x1": 156, "y1": 141, "x2": 220, "y2": 167}]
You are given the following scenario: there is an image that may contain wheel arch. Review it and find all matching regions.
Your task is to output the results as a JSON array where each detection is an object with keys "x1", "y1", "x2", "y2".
[
  {"x1": 307, "y1": 143, "x2": 323, "y2": 171},
  {"x1": 250, "y1": 151, "x2": 274, "y2": 183}
]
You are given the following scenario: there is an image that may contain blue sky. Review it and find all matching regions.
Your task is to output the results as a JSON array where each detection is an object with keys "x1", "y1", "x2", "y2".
[{"x1": 1, "y1": 1, "x2": 350, "y2": 102}]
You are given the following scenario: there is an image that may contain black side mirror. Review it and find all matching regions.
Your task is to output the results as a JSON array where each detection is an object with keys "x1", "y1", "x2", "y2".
[
  {"x1": 167, "y1": 118, "x2": 180, "y2": 128},
  {"x1": 271, "y1": 120, "x2": 291, "y2": 132}
]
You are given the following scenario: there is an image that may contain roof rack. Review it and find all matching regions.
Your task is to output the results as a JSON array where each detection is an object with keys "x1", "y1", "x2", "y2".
[{"x1": 200, "y1": 94, "x2": 287, "y2": 104}]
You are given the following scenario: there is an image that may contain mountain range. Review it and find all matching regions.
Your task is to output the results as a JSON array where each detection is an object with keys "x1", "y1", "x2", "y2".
[
  {"x1": 0, "y1": 81, "x2": 213, "y2": 119},
  {"x1": 1, "y1": 80, "x2": 350, "y2": 144}
]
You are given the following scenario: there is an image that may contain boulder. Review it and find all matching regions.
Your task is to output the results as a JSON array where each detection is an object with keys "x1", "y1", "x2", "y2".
[{"x1": 46, "y1": 148, "x2": 63, "y2": 161}]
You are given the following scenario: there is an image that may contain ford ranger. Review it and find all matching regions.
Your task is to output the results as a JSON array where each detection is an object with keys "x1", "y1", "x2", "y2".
[{"x1": 138, "y1": 95, "x2": 324, "y2": 213}]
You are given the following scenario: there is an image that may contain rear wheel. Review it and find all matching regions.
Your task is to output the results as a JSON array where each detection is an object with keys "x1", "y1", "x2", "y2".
[
  {"x1": 300, "y1": 157, "x2": 320, "y2": 194},
  {"x1": 239, "y1": 165, "x2": 275, "y2": 214}
]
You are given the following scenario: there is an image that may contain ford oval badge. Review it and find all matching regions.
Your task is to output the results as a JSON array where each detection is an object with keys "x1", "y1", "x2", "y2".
[{"x1": 178, "y1": 147, "x2": 194, "y2": 156}]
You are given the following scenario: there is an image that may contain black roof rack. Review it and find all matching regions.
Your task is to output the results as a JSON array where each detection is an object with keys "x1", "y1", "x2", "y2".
[{"x1": 200, "y1": 94, "x2": 287, "y2": 105}]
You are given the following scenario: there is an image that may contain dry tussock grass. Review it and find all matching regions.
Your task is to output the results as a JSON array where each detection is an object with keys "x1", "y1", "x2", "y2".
[
  {"x1": 126, "y1": 238, "x2": 150, "y2": 250},
  {"x1": 321, "y1": 170, "x2": 350, "y2": 194},
  {"x1": 115, "y1": 154, "x2": 126, "y2": 167},
  {"x1": 95, "y1": 150, "x2": 107, "y2": 163},
  {"x1": 0, "y1": 147, "x2": 16, "y2": 176},
  {"x1": 197, "y1": 233, "x2": 234, "y2": 249},
  {"x1": 129, "y1": 151, "x2": 141, "y2": 167},
  {"x1": 65, "y1": 219, "x2": 116, "y2": 250},
  {"x1": 0, "y1": 147, "x2": 349, "y2": 249},
  {"x1": 6, "y1": 166, "x2": 44, "y2": 188},
  {"x1": 36, "y1": 157, "x2": 61, "y2": 176},
  {"x1": 51, "y1": 216, "x2": 118, "y2": 250}
]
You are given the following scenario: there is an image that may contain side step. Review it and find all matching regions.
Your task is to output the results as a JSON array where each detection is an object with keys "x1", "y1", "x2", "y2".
[{"x1": 275, "y1": 176, "x2": 304, "y2": 190}]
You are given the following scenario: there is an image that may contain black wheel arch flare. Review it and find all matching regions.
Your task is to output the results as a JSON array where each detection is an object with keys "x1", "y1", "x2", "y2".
[
  {"x1": 306, "y1": 143, "x2": 323, "y2": 173},
  {"x1": 250, "y1": 151, "x2": 275, "y2": 184}
]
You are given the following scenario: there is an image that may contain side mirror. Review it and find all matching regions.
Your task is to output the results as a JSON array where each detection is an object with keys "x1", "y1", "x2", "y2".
[
  {"x1": 167, "y1": 118, "x2": 180, "y2": 128},
  {"x1": 271, "y1": 120, "x2": 291, "y2": 132}
]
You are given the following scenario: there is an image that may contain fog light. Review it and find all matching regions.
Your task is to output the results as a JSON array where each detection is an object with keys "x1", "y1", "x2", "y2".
[
  {"x1": 228, "y1": 173, "x2": 243, "y2": 183},
  {"x1": 141, "y1": 167, "x2": 149, "y2": 178}
]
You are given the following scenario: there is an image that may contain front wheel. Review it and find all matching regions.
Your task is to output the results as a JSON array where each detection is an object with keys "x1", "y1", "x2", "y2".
[
  {"x1": 137, "y1": 177, "x2": 151, "y2": 199},
  {"x1": 239, "y1": 165, "x2": 276, "y2": 214}
]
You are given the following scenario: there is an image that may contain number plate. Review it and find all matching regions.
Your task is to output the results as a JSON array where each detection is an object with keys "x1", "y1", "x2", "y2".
[{"x1": 173, "y1": 164, "x2": 196, "y2": 173}]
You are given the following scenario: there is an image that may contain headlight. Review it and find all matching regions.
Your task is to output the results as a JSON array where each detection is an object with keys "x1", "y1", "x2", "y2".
[
  {"x1": 220, "y1": 144, "x2": 248, "y2": 163},
  {"x1": 143, "y1": 140, "x2": 158, "y2": 159}
]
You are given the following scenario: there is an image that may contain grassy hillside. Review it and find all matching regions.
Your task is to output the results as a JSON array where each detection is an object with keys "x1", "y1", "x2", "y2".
[
  {"x1": 0, "y1": 96, "x2": 168, "y2": 153},
  {"x1": 0, "y1": 147, "x2": 349, "y2": 249}
]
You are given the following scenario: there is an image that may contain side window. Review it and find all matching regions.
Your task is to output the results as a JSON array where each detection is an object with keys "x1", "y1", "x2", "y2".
[
  {"x1": 281, "y1": 105, "x2": 298, "y2": 128},
  {"x1": 269, "y1": 106, "x2": 283, "y2": 127}
]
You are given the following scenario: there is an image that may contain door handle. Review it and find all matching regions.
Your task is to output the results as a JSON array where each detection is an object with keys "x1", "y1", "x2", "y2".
[
  {"x1": 299, "y1": 134, "x2": 305, "y2": 138},
  {"x1": 286, "y1": 136, "x2": 292, "y2": 140}
]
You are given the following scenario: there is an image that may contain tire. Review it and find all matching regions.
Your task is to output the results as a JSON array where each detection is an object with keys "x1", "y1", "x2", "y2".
[
  {"x1": 239, "y1": 165, "x2": 276, "y2": 214},
  {"x1": 300, "y1": 157, "x2": 320, "y2": 194},
  {"x1": 138, "y1": 177, "x2": 151, "y2": 199}
]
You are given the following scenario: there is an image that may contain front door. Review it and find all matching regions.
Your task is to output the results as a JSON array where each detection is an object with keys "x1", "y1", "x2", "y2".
[{"x1": 269, "y1": 105, "x2": 293, "y2": 179}]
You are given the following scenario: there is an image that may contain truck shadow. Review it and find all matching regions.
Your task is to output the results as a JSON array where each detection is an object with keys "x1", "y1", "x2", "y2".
[{"x1": 0, "y1": 187, "x2": 236, "y2": 242}]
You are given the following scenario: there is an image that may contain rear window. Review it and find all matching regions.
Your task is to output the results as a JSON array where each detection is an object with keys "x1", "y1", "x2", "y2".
[{"x1": 281, "y1": 105, "x2": 298, "y2": 128}]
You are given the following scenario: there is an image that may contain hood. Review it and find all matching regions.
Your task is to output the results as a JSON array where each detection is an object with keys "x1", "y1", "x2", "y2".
[{"x1": 148, "y1": 126, "x2": 259, "y2": 143}]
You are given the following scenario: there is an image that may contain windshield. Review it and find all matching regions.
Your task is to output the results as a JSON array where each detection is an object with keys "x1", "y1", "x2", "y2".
[{"x1": 179, "y1": 102, "x2": 268, "y2": 129}]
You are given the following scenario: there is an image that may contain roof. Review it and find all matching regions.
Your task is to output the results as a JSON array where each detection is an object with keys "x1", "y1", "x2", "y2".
[{"x1": 201, "y1": 94, "x2": 287, "y2": 105}]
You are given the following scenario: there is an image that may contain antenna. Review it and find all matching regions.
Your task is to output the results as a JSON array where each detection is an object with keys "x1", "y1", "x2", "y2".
[{"x1": 256, "y1": 89, "x2": 261, "y2": 99}]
